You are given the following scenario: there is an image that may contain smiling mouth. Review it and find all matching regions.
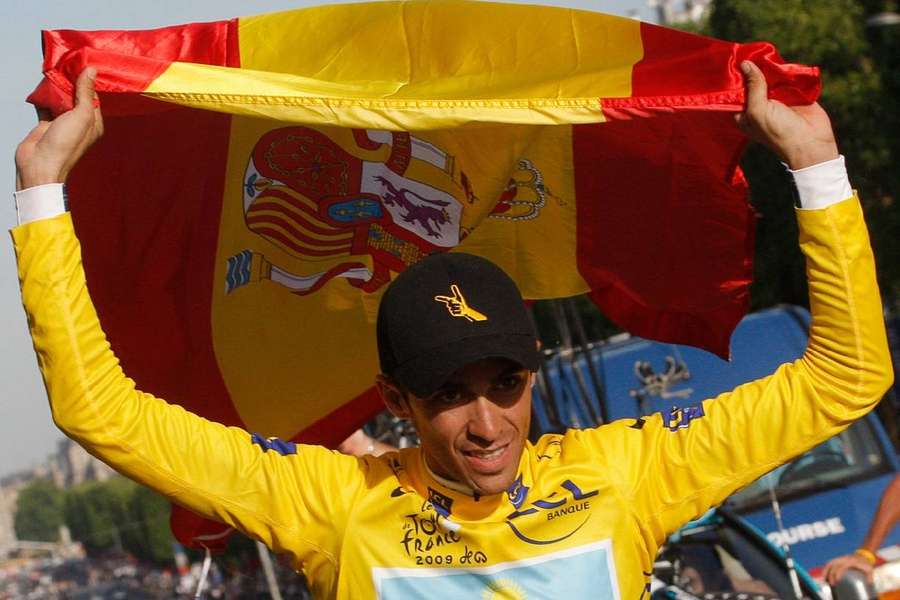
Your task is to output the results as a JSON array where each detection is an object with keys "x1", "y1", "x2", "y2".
[{"x1": 462, "y1": 444, "x2": 510, "y2": 472}]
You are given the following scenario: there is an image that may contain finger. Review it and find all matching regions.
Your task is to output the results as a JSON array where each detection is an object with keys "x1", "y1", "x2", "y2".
[
  {"x1": 450, "y1": 284, "x2": 463, "y2": 300},
  {"x1": 73, "y1": 67, "x2": 97, "y2": 111},
  {"x1": 830, "y1": 564, "x2": 848, "y2": 585},
  {"x1": 434, "y1": 296, "x2": 452, "y2": 304},
  {"x1": 94, "y1": 102, "x2": 104, "y2": 138},
  {"x1": 741, "y1": 61, "x2": 768, "y2": 116}
]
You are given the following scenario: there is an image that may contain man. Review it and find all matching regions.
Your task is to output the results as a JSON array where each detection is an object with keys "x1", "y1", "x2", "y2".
[
  {"x1": 823, "y1": 474, "x2": 900, "y2": 585},
  {"x1": 12, "y1": 61, "x2": 893, "y2": 598}
]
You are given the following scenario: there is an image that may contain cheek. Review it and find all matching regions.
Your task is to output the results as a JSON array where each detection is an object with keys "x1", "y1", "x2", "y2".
[
  {"x1": 417, "y1": 406, "x2": 470, "y2": 450},
  {"x1": 509, "y1": 390, "x2": 533, "y2": 428}
]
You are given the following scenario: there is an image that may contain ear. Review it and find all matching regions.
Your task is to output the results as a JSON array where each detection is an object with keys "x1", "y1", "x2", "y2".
[{"x1": 376, "y1": 374, "x2": 412, "y2": 419}]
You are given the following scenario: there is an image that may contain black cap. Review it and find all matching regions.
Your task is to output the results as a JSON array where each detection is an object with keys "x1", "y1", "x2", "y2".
[{"x1": 377, "y1": 252, "x2": 540, "y2": 397}]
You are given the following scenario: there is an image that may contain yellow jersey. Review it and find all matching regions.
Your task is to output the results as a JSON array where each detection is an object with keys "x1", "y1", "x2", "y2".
[{"x1": 12, "y1": 196, "x2": 893, "y2": 599}]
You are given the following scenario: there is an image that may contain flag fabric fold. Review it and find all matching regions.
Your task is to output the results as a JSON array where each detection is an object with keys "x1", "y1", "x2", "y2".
[{"x1": 26, "y1": 0, "x2": 820, "y2": 549}]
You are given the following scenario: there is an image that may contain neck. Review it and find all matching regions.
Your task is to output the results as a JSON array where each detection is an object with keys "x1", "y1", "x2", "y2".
[{"x1": 423, "y1": 456, "x2": 476, "y2": 496}]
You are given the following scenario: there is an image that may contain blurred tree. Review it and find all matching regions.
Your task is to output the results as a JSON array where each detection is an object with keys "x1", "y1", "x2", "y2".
[
  {"x1": 14, "y1": 479, "x2": 64, "y2": 542},
  {"x1": 63, "y1": 476, "x2": 175, "y2": 564},
  {"x1": 124, "y1": 484, "x2": 175, "y2": 563},
  {"x1": 64, "y1": 478, "x2": 129, "y2": 553}
]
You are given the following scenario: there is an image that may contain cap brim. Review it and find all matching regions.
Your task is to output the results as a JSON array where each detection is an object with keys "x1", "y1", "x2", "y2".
[{"x1": 391, "y1": 333, "x2": 540, "y2": 398}]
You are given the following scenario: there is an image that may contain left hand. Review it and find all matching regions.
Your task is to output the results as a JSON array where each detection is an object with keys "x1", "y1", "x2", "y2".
[
  {"x1": 821, "y1": 553, "x2": 875, "y2": 585},
  {"x1": 735, "y1": 60, "x2": 839, "y2": 170}
]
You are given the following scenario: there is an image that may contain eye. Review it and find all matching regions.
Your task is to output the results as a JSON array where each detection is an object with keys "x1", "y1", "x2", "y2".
[
  {"x1": 493, "y1": 372, "x2": 526, "y2": 393},
  {"x1": 429, "y1": 387, "x2": 465, "y2": 406}
]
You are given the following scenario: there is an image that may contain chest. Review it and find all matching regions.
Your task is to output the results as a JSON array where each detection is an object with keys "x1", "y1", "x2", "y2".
[{"x1": 337, "y1": 473, "x2": 653, "y2": 599}]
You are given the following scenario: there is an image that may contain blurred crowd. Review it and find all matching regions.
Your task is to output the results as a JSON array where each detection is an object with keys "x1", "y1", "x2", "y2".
[{"x1": 0, "y1": 552, "x2": 312, "y2": 599}]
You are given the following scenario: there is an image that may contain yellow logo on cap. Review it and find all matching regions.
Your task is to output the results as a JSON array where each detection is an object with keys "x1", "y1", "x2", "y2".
[{"x1": 434, "y1": 284, "x2": 487, "y2": 322}]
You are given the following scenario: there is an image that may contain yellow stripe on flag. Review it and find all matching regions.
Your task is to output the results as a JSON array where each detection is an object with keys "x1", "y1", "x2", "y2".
[{"x1": 143, "y1": 1, "x2": 643, "y2": 129}]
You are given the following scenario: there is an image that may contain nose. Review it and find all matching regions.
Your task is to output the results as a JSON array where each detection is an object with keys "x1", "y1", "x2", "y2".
[{"x1": 467, "y1": 395, "x2": 501, "y2": 444}]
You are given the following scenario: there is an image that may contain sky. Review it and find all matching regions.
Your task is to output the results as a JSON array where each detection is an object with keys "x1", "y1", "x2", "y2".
[{"x1": 0, "y1": 0, "x2": 653, "y2": 477}]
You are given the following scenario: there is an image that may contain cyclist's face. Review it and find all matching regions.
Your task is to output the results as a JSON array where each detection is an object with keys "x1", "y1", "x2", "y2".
[{"x1": 381, "y1": 357, "x2": 533, "y2": 496}]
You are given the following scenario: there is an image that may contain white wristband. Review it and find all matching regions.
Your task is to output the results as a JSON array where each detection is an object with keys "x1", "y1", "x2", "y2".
[
  {"x1": 14, "y1": 183, "x2": 68, "y2": 225},
  {"x1": 789, "y1": 156, "x2": 853, "y2": 210}
]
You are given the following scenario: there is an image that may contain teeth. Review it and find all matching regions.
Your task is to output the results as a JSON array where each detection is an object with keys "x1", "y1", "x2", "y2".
[{"x1": 470, "y1": 447, "x2": 505, "y2": 460}]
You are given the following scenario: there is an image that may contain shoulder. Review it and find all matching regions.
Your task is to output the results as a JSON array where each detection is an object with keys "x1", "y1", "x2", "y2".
[
  {"x1": 528, "y1": 418, "x2": 652, "y2": 464},
  {"x1": 531, "y1": 403, "x2": 710, "y2": 463},
  {"x1": 359, "y1": 447, "x2": 420, "y2": 490}
]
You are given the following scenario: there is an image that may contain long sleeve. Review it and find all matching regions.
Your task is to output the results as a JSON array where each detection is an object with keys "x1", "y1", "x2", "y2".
[
  {"x1": 12, "y1": 213, "x2": 366, "y2": 575},
  {"x1": 576, "y1": 194, "x2": 893, "y2": 545}
]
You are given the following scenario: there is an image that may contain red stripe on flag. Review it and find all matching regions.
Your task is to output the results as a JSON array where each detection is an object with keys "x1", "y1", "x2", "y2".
[
  {"x1": 29, "y1": 19, "x2": 239, "y2": 116},
  {"x1": 69, "y1": 107, "x2": 242, "y2": 426},
  {"x1": 573, "y1": 112, "x2": 753, "y2": 357},
  {"x1": 601, "y1": 23, "x2": 820, "y2": 120},
  {"x1": 584, "y1": 25, "x2": 819, "y2": 355}
]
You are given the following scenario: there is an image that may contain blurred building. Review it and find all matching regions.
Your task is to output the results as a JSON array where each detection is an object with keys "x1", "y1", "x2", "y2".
[{"x1": 649, "y1": 0, "x2": 712, "y2": 25}]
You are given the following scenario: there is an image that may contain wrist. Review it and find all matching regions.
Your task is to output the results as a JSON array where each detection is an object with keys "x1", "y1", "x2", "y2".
[
  {"x1": 854, "y1": 548, "x2": 878, "y2": 565},
  {"x1": 784, "y1": 144, "x2": 839, "y2": 171},
  {"x1": 16, "y1": 169, "x2": 66, "y2": 192}
]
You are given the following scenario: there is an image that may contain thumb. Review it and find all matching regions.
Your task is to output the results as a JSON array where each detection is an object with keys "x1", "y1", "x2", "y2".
[
  {"x1": 450, "y1": 284, "x2": 463, "y2": 301},
  {"x1": 73, "y1": 67, "x2": 98, "y2": 111},
  {"x1": 741, "y1": 61, "x2": 768, "y2": 117}
]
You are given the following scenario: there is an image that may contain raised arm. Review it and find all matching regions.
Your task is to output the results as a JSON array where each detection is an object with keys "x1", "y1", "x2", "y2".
[
  {"x1": 576, "y1": 61, "x2": 893, "y2": 541},
  {"x1": 13, "y1": 69, "x2": 366, "y2": 568}
]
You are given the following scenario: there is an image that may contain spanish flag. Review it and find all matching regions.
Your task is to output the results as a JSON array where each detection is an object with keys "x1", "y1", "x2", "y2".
[{"x1": 28, "y1": 1, "x2": 819, "y2": 546}]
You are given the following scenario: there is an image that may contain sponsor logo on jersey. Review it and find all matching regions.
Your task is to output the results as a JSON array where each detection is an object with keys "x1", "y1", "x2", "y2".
[
  {"x1": 535, "y1": 438, "x2": 562, "y2": 461},
  {"x1": 399, "y1": 503, "x2": 461, "y2": 559},
  {"x1": 628, "y1": 417, "x2": 647, "y2": 430},
  {"x1": 505, "y1": 480, "x2": 598, "y2": 545},
  {"x1": 506, "y1": 474, "x2": 529, "y2": 510},
  {"x1": 427, "y1": 487, "x2": 455, "y2": 518},
  {"x1": 662, "y1": 403, "x2": 705, "y2": 431},
  {"x1": 250, "y1": 433, "x2": 297, "y2": 455}
]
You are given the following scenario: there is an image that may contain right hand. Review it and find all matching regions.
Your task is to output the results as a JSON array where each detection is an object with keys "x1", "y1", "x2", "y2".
[
  {"x1": 15, "y1": 67, "x2": 104, "y2": 191},
  {"x1": 822, "y1": 553, "x2": 875, "y2": 586},
  {"x1": 735, "y1": 61, "x2": 839, "y2": 170}
]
